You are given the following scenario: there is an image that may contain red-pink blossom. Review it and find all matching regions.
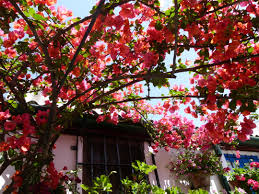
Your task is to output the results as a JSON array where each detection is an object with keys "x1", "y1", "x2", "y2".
[{"x1": 4, "y1": 121, "x2": 16, "y2": 131}]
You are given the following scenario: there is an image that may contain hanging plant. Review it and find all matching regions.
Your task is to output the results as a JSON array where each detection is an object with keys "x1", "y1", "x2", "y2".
[{"x1": 169, "y1": 150, "x2": 224, "y2": 189}]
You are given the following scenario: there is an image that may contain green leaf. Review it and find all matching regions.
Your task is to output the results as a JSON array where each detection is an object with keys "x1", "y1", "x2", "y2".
[
  {"x1": 165, "y1": 10, "x2": 171, "y2": 16},
  {"x1": 247, "y1": 47, "x2": 254, "y2": 54},
  {"x1": 90, "y1": 5, "x2": 97, "y2": 14},
  {"x1": 155, "y1": 20, "x2": 163, "y2": 31},
  {"x1": 75, "y1": 24, "x2": 80, "y2": 31},
  {"x1": 54, "y1": 24, "x2": 66, "y2": 28},
  {"x1": 24, "y1": 24, "x2": 28, "y2": 31},
  {"x1": 154, "y1": 0, "x2": 160, "y2": 6},
  {"x1": 229, "y1": 100, "x2": 236, "y2": 110},
  {"x1": 247, "y1": 101, "x2": 256, "y2": 112},
  {"x1": 72, "y1": 17, "x2": 81, "y2": 22},
  {"x1": 28, "y1": 7, "x2": 36, "y2": 16},
  {"x1": 8, "y1": 149, "x2": 15, "y2": 157},
  {"x1": 33, "y1": 13, "x2": 46, "y2": 21},
  {"x1": 80, "y1": 184, "x2": 88, "y2": 191},
  {"x1": 37, "y1": 23, "x2": 44, "y2": 30}
]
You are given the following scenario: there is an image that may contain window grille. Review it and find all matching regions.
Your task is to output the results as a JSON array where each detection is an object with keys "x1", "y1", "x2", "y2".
[{"x1": 81, "y1": 134, "x2": 145, "y2": 193}]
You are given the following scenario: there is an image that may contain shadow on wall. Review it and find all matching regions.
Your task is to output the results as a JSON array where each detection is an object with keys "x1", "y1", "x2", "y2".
[
  {"x1": 144, "y1": 144, "x2": 191, "y2": 193},
  {"x1": 0, "y1": 166, "x2": 15, "y2": 191}
]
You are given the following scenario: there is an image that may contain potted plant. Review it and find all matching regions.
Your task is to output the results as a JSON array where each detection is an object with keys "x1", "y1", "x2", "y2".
[
  {"x1": 227, "y1": 161, "x2": 259, "y2": 193},
  {"x1": 169, "y1": 150, "x2": 224, "y2": 190}
]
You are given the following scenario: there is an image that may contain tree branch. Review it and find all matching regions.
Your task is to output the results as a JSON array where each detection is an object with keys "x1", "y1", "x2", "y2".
[
  {"x1": 57, "y1": 53, "x2": 258, "y2": 112},
  {"x1": 0, "y1": 72, "x2": 28, "y2": 109},
  {"x1": 84, "y1": 94, "x2": 238, "y2": 110},
  {"x1": 57, "y1": 72, "x2": 176, "y2": 112},
  {"x1": 50, "y1": 0, "x2": 131, "y2": 43},
  {"x1": 86, "y1": 79, "x2": 140, "y2": 106},
  {"x1": 57, "y1": 0, "x2": 105, "y2": 92},
  {"x1": 197, "y1": 0, "x2": 248, "y2": 19},
  {"x1": 138, "y1": 0, "x2": 164, "y2": 15},
  {"x1": 8, "y1": 0, "x2": 52, "y2": 65},
  {"x1": 175, "y1": 53, "x2": 259, "y2": 73},
  {"x1": 172, "y1": 0, "x2": 179, "y2": 72},
  {"x1": 0, "y1": 155, "x2": 25, "y2": 175}
]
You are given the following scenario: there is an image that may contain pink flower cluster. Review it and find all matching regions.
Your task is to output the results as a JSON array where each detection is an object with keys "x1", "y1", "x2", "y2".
[
  {"x1": 247, "y1": 179, "x2": 259, "y2": 191},
  {"x1": 0, "y1": 110, "x2": 35, "y2": 153},
  {"x1": 250, "y1": 162, "x2": 259, "y2": 168},
  {"x1": 238, "y1": 117, "x2": 256, "y2": 141},
  {"x1": 153, "y1": 114, "x2": 196, "y2": 150}
]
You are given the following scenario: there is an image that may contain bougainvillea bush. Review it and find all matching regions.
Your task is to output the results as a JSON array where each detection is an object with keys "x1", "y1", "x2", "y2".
[
  {"x1": 0, "y1": 0, "x2": 258, "y2": 192},
  {"x1": 169, "y1": 150, "x2": 223, "y2": 177},
  {"x1": 227, "y1": 161, "x2": 259, "y2": 193}
]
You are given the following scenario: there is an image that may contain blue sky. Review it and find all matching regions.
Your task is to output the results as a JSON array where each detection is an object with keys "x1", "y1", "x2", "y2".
[
  {"x1": 56, "y1": 0, "x2": 95, "y2": 17},
  {"x1": 56, "y1": 0, "x2": 202, "y2": 126}
]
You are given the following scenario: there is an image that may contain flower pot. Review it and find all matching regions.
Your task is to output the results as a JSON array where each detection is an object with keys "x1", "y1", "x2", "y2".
[{"x1": 189, "y1": 173, "x2": 210, "y2": 190}]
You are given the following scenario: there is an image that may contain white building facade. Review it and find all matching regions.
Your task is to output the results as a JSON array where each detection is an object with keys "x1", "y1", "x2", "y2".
[{"x1": 1, "y1": 120, "x2": 259, "y2": 193}]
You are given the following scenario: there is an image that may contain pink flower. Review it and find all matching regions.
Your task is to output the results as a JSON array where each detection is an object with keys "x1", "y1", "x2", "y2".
[
  {"x1": 147, "y1": 28, "x2": 164, "y2": 43},
  {"x1": 250, "y1": 162, "x2": 259, "y2": 168},
  {"x1": 75, "y1": 177, "x2": 81, "y2": 183},
  {"x1": 119, "y1": 3, "x2": 135, "y2": 19},
  {"x1": 236, "y1": 150, "x2": 240, "y2": 158},
  {"x1": 4, "y1": 121, "x2": 16, "y2": 131},
  {"x1": 0, "y1": 110, "x2": 10, "y2": 120},
  {"x1": 223, "y1": 167, "x2": 230, "y2": 173},
  {"x1": 239, "y1": 175, "x2": 246, "y2": 181},
  {"x1": 96, "y1": 115, "x2": 106, "y2": 123},
  {"x1": 35, "y1": 110, "x2": 49, "y2": 125},
  {"x1": 247, "y1": 179, "x2": 259, "y2": 190}
]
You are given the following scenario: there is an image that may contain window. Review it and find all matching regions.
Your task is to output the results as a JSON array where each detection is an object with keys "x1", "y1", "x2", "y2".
[
  {"x1": 82, "y1": 134, "x2": 145, "y2": 193},
  {"x1": 224, "y1": 154, "x2": 259, "y2": 168}
]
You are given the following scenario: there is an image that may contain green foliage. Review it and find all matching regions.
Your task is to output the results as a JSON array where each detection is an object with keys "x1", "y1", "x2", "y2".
[
  {"x1": 132, "y1": 160, "x2": 157, "y2": 175},
  {"x1": 170, "y1": 150, "x2": 224, "y2": 177},
  {"x1": 188, "y1": 189, "x2": 209, "y2": 194},
  {"x1": 24, "y1": 7, "x2": 46, "y2": 21},
  {"x1": 81, "y1": 171, "x2": 115, "y2": 193},
  {"x1": 80, "y1": 161, "x2": 209, "y2": 194},
  {"x1": 227, "y1": 162, "x2": 259, "y2": 193}
]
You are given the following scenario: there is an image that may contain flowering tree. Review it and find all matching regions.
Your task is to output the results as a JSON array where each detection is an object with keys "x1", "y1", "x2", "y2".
[{"x1": 0, "y1": 0, "x2": 258, "y2": 192}]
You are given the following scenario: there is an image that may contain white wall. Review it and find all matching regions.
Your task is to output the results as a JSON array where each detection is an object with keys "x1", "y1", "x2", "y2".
[
  {"x1": 0, "y1": 166, "x2": 15, "y2": 192},
  {"x1": 53, "y1": 135, "x2": 77, "y2": 171},
  {"x1": 144, "y1": 144, "x2": 226, "y2": 194},
  {"x1": 1, "y1": 135, "x2": 259, "y2": 194},
  {"x1": 144, "y1": 143, "x2": 191, "y2": 193}
]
